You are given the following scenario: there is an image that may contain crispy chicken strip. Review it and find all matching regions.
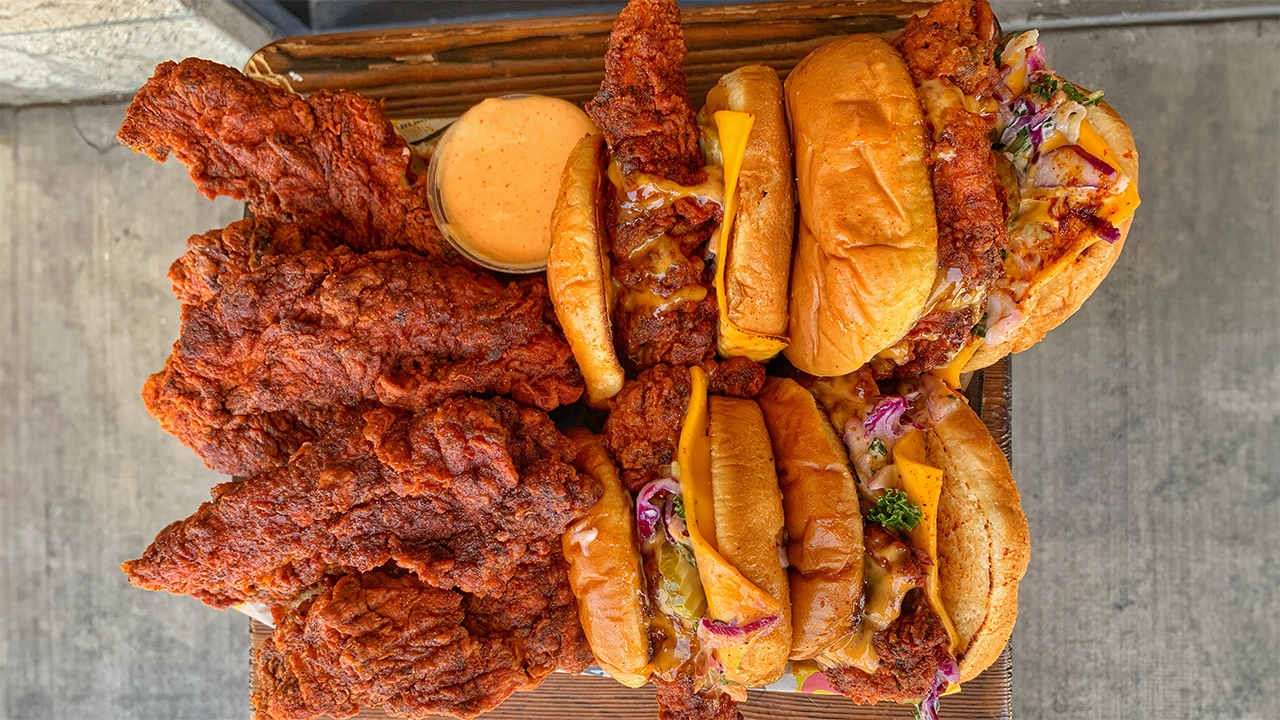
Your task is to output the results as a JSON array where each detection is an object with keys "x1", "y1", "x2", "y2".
[
  {"x1": 146, "y1": 240, "x2": 583, "y2": 476},
  {"x1": 585, "y1": 0, "x2": 703, "y2": 185},
  {"x1": 252, "y1": 553, "x2": 593, "y2": 720},
  {"x1": 822, "y1": 526, "x2": 950, "y2": 703},
  {"x1": 118, "y1": 58, "x2": 447, "y2": 257},
  {"x1": 654, "y1": 676, "x2": 743, "y2": 720},
  {"x1": 603, "y1": 358, "x2": 764, "y2": 491},
  {"x1": 586, "y1": 0, "x2": 721, "y2": 369},
  {"x1": 122, "y1": 398, "x2": 602, "y2": 607},
  {"x1": 883, "y1": 0, "x2": 1010, "y2": 377}
]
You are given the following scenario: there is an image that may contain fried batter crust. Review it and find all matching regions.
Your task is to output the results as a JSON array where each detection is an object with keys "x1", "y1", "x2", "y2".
[
  {"x1": 894, "y1": 0, "x2": 1002, "y2": 98},
  {"x1": 118, "y1": 58, "x2": 446, "y2": 257},
  {"x1": 823, "y1": 598, "x2": 950, "y2": 704},
  {"x1": 887, "y1": 0, "x2": 1009, "y2": 378},
  {"x1": 585, "y1": 0, "x2": 704, "y2": 185},
  {"x1": 654, "y1": 676, "x2": 743, "y2": 720},
  {"x1": 252, "y1": 554, "x2": 591, "y2": 720},
  {"x1": 123, "y1": 398, "x2": 601, "y2": 607},
  {"x1": 823, "y1": 526, "x2": 949, "y2": 703},
  {"x1": 147, "y1": 236, "x2": 583, "y2": 476},
  {"x1": 603, "y1": 359, "x2": 764, "y2": 492},
  {"x1": 587, "y1": 0, "x2": 720, "y2": 369}
]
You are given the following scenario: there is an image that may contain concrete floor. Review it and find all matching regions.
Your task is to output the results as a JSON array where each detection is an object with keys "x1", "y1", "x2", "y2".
[{"x1": 1, "y1": 16, "x2": 1277, "y2": 720}]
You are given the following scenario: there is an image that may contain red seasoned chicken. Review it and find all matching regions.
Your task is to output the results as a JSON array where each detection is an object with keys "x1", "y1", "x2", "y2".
[
  {"x1": 880, "y1": 0, "x2": 1010, "y2": 377},
  {"x1": 122, "y1": 398, "x2": 601, "y2": 607},
  {"x1": 252, "y1": 553, "x2": 593, "y2": 720},
  {"x1": 146, "y1": 235, "x2": 583, "y2": 477},
  {"x1": 118, "y1": 58, "x2": 447, "y2": 257},
  {"x1": 586, "y1": 0, "x2": 721, "y2": 369}
]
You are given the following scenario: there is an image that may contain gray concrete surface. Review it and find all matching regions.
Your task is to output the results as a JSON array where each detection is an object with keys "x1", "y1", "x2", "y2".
[
  {"x1": 1013, "y1": 18, "x2": 1280, "y2": 720},
  {"x1": 0, "y1": 14, "x2": 1276, "y2": 720},
  {"x1": 0, "y1": 0, "x2": 270, "y2": 105}
]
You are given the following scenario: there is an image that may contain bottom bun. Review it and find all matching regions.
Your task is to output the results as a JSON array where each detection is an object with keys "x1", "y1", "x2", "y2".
[
  {"x1": 707, "y1": 396, "x2": 792, "y2": 687},
  {"x1": 910, "y1": 380, "x2": 1030, "y2": 682},
  {"x1": 560, "y1": 428, "x2": 652, "y2": 688},
  {"x1": 754, "y1": 377, "x2": 863, "y2": 661}
]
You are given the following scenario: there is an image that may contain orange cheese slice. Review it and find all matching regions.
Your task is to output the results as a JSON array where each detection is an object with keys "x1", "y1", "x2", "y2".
[
  {"x1": 712, "y1": 110, "x2": 789, "y2": 362},
  {"x1": 678, "y1": 366, "x2": 780, "y2": 625},
  {"x1": 894, "y1": 429, "x2": 961, "y2": 655}
]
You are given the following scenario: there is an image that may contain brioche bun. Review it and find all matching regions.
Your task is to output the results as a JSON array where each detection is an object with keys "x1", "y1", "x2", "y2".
[
  {"x1": 707, "y1": 396, "x2": 792, "y2": 686},
  {"x1": 782, "y1": 36, "x2": 938, "y2": 377},
  {"x1": 560, "y1": 428, "x2": 651, "y2": 687},
  {"x1": 965, "y1": 102, "x2": 1138, "y2": 371},
  {"x1": 908, "y1": 381, "x2": 1030, "y2": 682},
  {"x1": 547, "y1": 133, "x2": 624, "y2": 407},
  {"x1": 754, "y1": 378, "x2": 863, "y2": 661},
  {"x1": 703, "y1": 65, "x2": 795, "y2": 346}
]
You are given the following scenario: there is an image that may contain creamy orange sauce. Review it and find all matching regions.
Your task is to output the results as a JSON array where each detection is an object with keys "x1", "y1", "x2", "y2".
[{"x1": 432, "y1": 95, "x2": 596, "y2": 270}]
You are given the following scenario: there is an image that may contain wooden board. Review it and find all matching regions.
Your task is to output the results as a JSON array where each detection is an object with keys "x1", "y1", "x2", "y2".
[
  {"x1": 244, "y1": 3, "x2": 1015, "y2": 717},
  {"x1": 243, "y1": 0, "x2": 936, "y2": 118}
]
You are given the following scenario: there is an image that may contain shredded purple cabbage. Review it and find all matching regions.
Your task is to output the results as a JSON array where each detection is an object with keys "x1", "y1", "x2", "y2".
[
  {"x1": 636, "y1": 478, "x2": 681, "y2": 543},
  {"x1": 864, "y1": 394, "x2": 921, "y2": 440},
  {"x1": 698, "y1": 614, "x2": 780, "y2": 649},
  {"x1": 914, "y1": 652, "x2": 962, "y2": 720}
]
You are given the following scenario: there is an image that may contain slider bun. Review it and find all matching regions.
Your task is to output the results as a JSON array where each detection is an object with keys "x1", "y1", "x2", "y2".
[
  {"x1": 560, "y1": 428, "x2": 651, "y2": 688},
  {"x1": 913, "y1": 384, "x2": 1031, "y2": 682},
  {"x1": 965, "y1": 102, "x2": 1138, "y2": 371},
  {"x1": 783, "y1": 36, "x2": 938, "y2": 377},
  {"x1": 754, "y1": 378, "x2": 863, "y2": 661},
  {"x1": 707, "y1": 65, "x2": 795, "y2": 342},
  {"x1": 707, "y1": 396, "x2": 792, "y2": 686},
  {"x1": 547, "y1": 133, "x2": 625, "y2": 407}
]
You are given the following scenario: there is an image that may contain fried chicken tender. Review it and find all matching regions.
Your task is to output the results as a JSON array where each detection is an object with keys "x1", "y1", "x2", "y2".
[
  {"x1": 252, "y1": 553, "x2": 592, "y2": 720},
  {"x1": 586, "y1": 0, "x2": 721, "y2": 369},
  {"x1": 654, "y1": 676, "x2": 743, "y2": 720},
  {"x1": 822, "y1": 527, "x2": 950, "y2": 703},
  {"x1": 122, "y1": 398, "x2": 602, "y2": 607},
  {"x1": 603, "y1": 358, "x2": 764, "y2": 491},
  {"x1": 585, "y1": 0, "x2": 704, "y2": 185},
  {"x1": 118, "y1": 58, "x2": 446, "y2": 257},
  {"x1": 884, "y1": 0, "x2": 1009, "y2": 377},
  {"x1": 146, "y1": 239, "x2": 583, "y2": 476},
  {"x1": 823, "y1": 598, "x2": 951, "y2": 703}
]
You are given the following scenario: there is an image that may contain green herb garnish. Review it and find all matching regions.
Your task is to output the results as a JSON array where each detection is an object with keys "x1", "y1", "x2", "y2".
[
  {"x1": 1062, "y1": 82, "x2": 1105, "y2": 107},
  {"x1": 868, "y1": 489, "x2": 923, "y2": 532},
  {"x1": 972, "y1": 313, "x2": 988, "y2": 338},
  {"x1": 672, "y1": 495, "x2": 686, "y2": 519},
  {"x1": 1030, "y1": 75, "x2": 1059, "y2": 101},
  {"x1": 869, "y1": 438, "x2": 887, "y2": 457}
]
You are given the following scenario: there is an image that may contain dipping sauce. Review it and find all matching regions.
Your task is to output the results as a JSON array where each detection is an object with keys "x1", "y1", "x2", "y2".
[{"x1": 428, "y1": 95, "x2": 597, "y2": 272}]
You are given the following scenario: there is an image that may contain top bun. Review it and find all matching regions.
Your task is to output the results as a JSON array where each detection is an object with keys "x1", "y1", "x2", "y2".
[
  {"x1": 707, "y1": 396, "x2": 792, "y2": 687},
  {"x1": 706, "y1": 65, "x2": 795, "y2": 342},
  {"x1": 783, "y1": 36, "x2": 938, "y2": 377},
  {"x1": 547, "y1": 133, "x2": 625, "y2": 407}
]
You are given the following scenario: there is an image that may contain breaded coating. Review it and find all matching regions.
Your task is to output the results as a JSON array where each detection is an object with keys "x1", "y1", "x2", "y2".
[
  {"x1": 654, "y1": 676, "x2": 743, "y2": 720},
  {"x1": 118, "y1": 58, "x2": 447, "y2": 257},
  {"x1": 887, "y1": 0, "x2": 1009, "y2": 377},
  {"x1": 586, "y1": 0, "x2": 704, "y2": 185},
  {"x1": 122, "y1": 398, "x2": 602, "y2": 607},
  {"x1": 586, "y1": 0, "x2": 721, "y2": 369},
  {"x1": 252, "y1": 553, "x2": 592, "y2": 720},
  {"x1": 146, "y1": 238, "x2": 583, "y2": 476}
]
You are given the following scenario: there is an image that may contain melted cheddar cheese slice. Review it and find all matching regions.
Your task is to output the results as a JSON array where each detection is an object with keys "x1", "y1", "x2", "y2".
[
  {"x1": 894, "y1": 429, "x2": 961, "y2": 655},
  {"x1": 678, "y1": 366, "x2": 780, "y2": 625},
  {"x1": 711, "y1": 110, "x2": 790, "y2": 362}
]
